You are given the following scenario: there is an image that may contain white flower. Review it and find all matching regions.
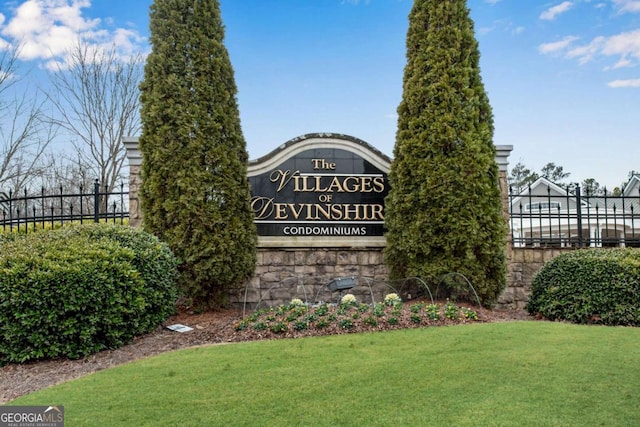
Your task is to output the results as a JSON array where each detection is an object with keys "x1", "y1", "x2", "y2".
[
  {"x1": 384, "y1": 293, "x2": 402, "y2": 306},
  {"x1": 290, "y1": 298, "x2": 304, "y2": 306},
  {"x1": 340, "y1": 294, "x2": 357, "y2": 306}
]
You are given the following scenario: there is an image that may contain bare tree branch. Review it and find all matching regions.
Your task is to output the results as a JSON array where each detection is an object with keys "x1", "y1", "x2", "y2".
[
  {"x1": 46, "y1": 43, "x2": 143, "y2": 195},
  {"x1": 0, "y1": 44, "x2": 55, "y2": 193}
]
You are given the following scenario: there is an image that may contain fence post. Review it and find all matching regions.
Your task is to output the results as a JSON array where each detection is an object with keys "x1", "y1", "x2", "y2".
[
  {"x1": 575, "y1": 184, "x2": 583, "y2": 247},
  {"x1": 8, "y1": 190, "x2": 13, "y2": 228},
  {"x1": 94, "y1": 179, "x2": 100, "y2": 223}
]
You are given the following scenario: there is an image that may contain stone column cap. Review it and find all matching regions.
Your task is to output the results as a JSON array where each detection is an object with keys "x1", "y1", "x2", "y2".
[
  {"x1": 123, "y1": 136, "x2": 141, "y2": 167},
  {"x1": 495, "y1": 145, "x2": 513, "y2": 173}
]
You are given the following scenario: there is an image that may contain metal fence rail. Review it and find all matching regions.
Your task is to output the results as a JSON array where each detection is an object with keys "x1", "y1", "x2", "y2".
[
  {"x1": 0, "y1": 180, "x2": 129, "y2": 233},
  {"x1": 509, "y1": 184, "x2": 640, "y2": 248}
]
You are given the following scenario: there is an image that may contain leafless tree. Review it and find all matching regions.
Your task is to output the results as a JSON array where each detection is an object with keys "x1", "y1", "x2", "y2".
[
  {"x1": 0, "y1": 45, "x2": 55, "y2": 194},
  {"x1": 28, "y1": 151, "x2": 98, "y2": 218},
  {"x1": 46, "y1": 43, "x2": 143, "y2": 196},
  {"x1": 37, "y1": 151, "x2": 93, "y2": 192}
]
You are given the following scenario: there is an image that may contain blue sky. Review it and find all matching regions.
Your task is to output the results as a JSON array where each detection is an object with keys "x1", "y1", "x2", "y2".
[{"x1": 0, "y1": 0, "x2": 638, "y2": 189}]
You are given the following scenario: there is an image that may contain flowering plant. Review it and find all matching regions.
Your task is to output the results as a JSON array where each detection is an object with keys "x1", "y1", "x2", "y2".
[
  {"x1": 290, "y1": 298, "x2": 304, "y2": 307},
  {"x1": 460, "y1": 307, "x2": 478, "y2": 320},
  {"x1": 384, "y1": 293, "x2": 402, "y2": 306},
  {"x1": 340, "y1": 294, "x2": 357, "y2": 306}
]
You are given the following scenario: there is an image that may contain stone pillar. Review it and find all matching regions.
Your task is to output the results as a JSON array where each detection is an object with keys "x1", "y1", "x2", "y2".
[
  {"x1": 495, "y1": 145, "x2": 513, "y2": 257},
  {"x1": 495, "y1": 145, "x2": 513, "y2": 222},
  {"x1": 123, "y1": 137, "x2": 142, "y2": 228},
  {"x1": 495, "y1": 145, "x2": 515, "y2": 307}
]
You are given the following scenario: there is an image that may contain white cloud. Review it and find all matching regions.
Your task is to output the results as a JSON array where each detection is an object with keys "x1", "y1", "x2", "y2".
[
  {"x1": 485, "y1": 0, "x2": 502, "y2": 4},
  {"x1": 478, "y1": 20, "x2": 525, "y2": 37},
  {"x1": 601, "y1": 29, "x2": 640, "y2": 66},
  {"x1": 538, "y1": 36, "x2": 580, "y2": 54},
  {"x1": 613, "y1": 0, "x2": 640, "y2": 13},
  {"x1": 607, "y1": 78, "x2": 640, "y2": 87},
  {"x1": 540, "y1": 2, "x2": 575, "y2": 21},
  {"x1": 0, "y1": 0, "x2": 145, "y2": 68},
  {"x1": 478, "y1": 26, "x2": 495, "y2": 36},
  {"x1": 540, "y1": 29, "x2": 640, "y2": 68},
  {"x1": 566, "y1": 36, "x2": 606, "y2": 64}
]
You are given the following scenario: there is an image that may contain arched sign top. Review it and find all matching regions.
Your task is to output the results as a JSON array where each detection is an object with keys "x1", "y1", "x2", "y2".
[{"x1": 248, "y1": 133, "x2": 391, "y2": 177}]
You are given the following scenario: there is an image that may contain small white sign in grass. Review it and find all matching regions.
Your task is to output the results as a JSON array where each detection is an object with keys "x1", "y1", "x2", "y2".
[{"x1": 165, "y1": 324, "x2": 193, "y2": 333}]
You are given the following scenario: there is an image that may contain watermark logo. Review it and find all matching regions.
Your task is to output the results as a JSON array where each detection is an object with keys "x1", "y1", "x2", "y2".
[{"x1": 0, "y1": 406, "x2": 64, "y2": 427}]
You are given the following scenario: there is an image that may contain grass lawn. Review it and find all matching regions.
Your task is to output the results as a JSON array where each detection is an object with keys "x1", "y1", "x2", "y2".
[{"x1": 8, "y1": 322, "x2": 640, "y2": 426}]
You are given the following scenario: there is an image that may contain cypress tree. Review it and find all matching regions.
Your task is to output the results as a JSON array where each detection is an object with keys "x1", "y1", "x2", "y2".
[
  {"x1": 384, "y1": 0, "x2": 507, "y2": 304},
  {"x1": 139, "y1": 0, "x2": 257, "y2": 308}
]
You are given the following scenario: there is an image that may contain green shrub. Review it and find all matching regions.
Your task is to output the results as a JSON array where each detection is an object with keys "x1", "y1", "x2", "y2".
[
  {"x1": 63, "y1": 224, "x2": 180, "y2": 329},
  {"x1": 526, "y1": 248, "x2": 640, "y2": 326},
  {"x1": 0, "y1": 224, "x2": 179, "y2": 365}
]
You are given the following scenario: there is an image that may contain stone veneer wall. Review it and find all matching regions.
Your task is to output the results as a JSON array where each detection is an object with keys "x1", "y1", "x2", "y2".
[
  {"x1": 234, "y1": 245, "x2": 577, "y2": 310},
  {"x1": 499, "y1": 247, "x2": 576, "y2": 309},
  {"x1": 229, "y1": 248, "x2": 391, "y2": 308}
]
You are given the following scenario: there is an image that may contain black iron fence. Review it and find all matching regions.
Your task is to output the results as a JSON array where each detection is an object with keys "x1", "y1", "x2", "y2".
[
  {"x1": 0, "y1": 180, "x2": 129, "y2": 233},
  {"x1": 509, "y1": 184, "x2": 640, "y2": 248},
  {"x1": 4, "y1": 178, "x2": 638, "y2": 247}
]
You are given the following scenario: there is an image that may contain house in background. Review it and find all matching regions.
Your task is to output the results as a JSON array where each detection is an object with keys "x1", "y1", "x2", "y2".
[
  {"x1": 509, "y1": 175, "x2": 640, "y2": 248},
  {"x1": 624, "y1": 174, "x2": 640, "y2": 197}
]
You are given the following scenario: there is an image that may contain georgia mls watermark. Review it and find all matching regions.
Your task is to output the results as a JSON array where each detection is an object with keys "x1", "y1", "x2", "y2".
[{"x1": 0, "y1": 406, "x2": 64, "y2": 427}]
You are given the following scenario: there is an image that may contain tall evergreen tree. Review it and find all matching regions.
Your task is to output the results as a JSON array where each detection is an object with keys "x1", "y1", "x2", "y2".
[
  {"x1": 384, "y1": 0, "x2": 507, "y2": 304},
  {"x1": 139, "y1": 0, "x2": 257, "y2": 308}
]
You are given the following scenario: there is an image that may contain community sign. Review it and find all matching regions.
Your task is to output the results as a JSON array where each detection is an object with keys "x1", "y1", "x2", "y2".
[{"x1": 248, "y1": 133, "x2": 390, "y2": 247}]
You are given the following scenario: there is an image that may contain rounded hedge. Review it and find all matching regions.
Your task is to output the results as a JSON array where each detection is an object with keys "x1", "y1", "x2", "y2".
[
  {"x1": 0, "y1": 224, "x2": 179, "y2": 365},
  {"x1": 526, "y1": 248, "x2": 640, "y2": 325}
]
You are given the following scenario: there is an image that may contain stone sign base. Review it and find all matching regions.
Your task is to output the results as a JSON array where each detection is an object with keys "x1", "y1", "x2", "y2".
[
  {"x1": 237, "y1": 245, "x2": 568, "y2": 310},
  {"x1": 229, "y1": 248, "x2": 391, "y2": 309}
]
